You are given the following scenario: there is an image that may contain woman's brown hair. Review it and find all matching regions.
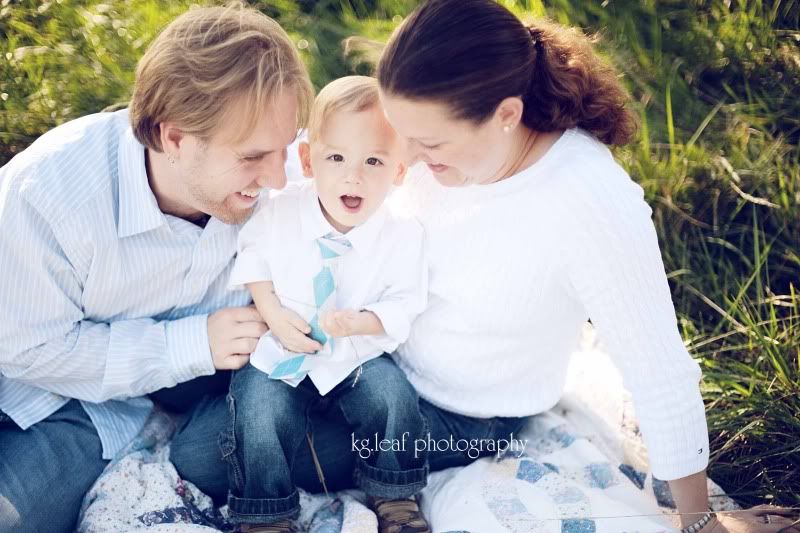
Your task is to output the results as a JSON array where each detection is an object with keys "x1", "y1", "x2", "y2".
[{"x1": 377, "y1": 0, "x2": 636, "y2": 146}]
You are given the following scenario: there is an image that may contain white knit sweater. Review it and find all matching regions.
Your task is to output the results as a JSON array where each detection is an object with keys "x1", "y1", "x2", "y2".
[{"x1": 391, "y1": 128, "x2": 709, "y2": 480}]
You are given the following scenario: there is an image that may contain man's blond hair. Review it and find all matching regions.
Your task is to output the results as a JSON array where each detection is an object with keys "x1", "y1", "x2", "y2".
[
  {"x1": 130, "y1": 2, "x2": 313, "y2": 151},
  {"x1": 307, "y1": 76, "x2": 380, "y2": 142}
]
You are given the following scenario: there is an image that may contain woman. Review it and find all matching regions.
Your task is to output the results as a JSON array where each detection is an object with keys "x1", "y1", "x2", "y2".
[{"x1": 369, "y1": 0, "x2": 796, "y2": 531}]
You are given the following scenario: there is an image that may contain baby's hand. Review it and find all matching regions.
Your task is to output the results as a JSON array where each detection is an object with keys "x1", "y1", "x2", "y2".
[
  {"x1": 269, "y1": 307, "x2": 323, "y2": 353},
  {"x1": 320, "y1": 309, "x2": 362, "y2": 338}
]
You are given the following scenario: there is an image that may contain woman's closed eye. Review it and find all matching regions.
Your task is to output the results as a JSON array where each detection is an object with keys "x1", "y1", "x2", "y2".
[{"x1": 419, "y1": 141, "x2": 442, "y2": 150}]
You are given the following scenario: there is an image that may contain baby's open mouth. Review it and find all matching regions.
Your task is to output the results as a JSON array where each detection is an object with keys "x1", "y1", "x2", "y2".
[{"x1": 340, "y1": 195, "x2": 362, "y2": 212}]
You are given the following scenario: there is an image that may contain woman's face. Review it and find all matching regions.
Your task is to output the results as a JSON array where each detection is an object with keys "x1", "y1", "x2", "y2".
[{"x1": 380, "y1": 92, "x2": 513, "y2": 187}]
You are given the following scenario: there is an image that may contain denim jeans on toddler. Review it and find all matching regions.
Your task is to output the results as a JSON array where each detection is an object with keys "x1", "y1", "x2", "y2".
[{"x1": 221, "y1": 354, "x2": 428, "y2": 525}]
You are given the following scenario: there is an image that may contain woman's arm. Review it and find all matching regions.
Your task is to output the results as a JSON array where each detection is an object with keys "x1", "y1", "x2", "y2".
[{"x1": 669, "y1": 470, "x2": 717, "y2": 529}]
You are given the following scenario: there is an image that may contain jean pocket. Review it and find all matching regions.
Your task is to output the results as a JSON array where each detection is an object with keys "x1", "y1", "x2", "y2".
[{"x1": 218, "y1": 394, "x2": 244, "y2": 492}]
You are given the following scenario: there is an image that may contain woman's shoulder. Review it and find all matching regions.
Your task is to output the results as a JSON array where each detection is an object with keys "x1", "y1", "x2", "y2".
[
  {"x1": 545, "y1": 129, "x2": 652, "y2": 227},
  {"x1": 550, "y1": 129, "x2": 641, "y2": 194},
  {"x1": 549, "y1": 129, "x2": 624, "y2": 179},
  {"x1": 383, "y1": 196, "x2": 425, "y2": 239}
]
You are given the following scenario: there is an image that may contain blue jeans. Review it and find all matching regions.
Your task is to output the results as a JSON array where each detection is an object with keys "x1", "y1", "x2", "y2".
[
  {"x1": 223, "y1": 356, "x2": 428, "y2": 524},
  {"x1": 0, "y1": 401, "x2": 108, "y2": 533},
  {"x1": 169, "y1": 357, "x2": 529, "y2": 508}
]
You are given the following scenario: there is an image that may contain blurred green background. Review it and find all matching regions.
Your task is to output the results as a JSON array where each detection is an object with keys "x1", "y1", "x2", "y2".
[{"x1": 1, "y1": 0, "x2": 798, "y2": 507}]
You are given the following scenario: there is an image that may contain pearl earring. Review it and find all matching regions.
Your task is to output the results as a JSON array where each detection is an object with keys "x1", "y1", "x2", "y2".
[{"x1": 503, "y1": 125, "x2": 511, "y2": 133}]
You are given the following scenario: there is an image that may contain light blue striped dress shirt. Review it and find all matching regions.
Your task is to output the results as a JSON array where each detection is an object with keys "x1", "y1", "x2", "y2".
[{"x1": 0, "y1": 109, "x2": 251, "y2": 459}]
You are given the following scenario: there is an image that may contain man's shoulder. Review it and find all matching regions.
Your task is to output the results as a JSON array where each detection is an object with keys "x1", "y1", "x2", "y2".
[{"x1": 1, "y1": 110, "x2": 128, "y2": 223}]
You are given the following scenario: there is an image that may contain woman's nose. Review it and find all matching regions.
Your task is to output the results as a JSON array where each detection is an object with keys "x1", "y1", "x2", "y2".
[{"x1": 405, "y1": 139, "x2": 427, "y2": 165}]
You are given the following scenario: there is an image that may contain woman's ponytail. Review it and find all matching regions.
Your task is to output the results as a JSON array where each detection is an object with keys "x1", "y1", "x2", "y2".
[{"x1": 523, "y1": 21, "x2": 637, "y2": 145}]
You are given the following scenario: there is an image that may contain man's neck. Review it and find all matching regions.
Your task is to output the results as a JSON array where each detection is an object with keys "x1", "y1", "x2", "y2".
[{"x1": 144, "y1": 148, "x2": 206, "y2": 224}]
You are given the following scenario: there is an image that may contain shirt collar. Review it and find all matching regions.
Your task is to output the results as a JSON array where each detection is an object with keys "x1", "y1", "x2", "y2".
[
  {"x1": 117, "y1": 126, "x2": 167, "y2": 238},
  {"x1": 298, "y1": 180, "x2": 387, "y2": 253}
]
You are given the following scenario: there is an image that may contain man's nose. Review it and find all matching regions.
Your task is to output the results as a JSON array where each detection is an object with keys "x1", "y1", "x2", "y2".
[{"x1": 257, "y1": 165, "x2": 287, "y2": 190}]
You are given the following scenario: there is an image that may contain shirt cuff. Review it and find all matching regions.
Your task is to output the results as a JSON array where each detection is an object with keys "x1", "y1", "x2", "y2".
[
  {"x1": 362, "y1": 302, "x2": 411, "y2": 344},
  {"x1": 228, "y1": 249, "x2": 270, "y2": 290},
  {"x1": 165, "y1": 314, "x2": 215, "y2": 384}
]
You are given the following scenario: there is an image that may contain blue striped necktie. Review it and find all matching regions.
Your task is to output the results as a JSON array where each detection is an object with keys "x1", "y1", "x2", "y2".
[{"x1": 268, "y1": 232, "x2": 352, "y2": 383}]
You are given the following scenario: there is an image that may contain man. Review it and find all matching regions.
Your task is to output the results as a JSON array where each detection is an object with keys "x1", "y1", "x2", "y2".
[{"x1": 0, "y1": 4, "x2": 312, "y2": 531}]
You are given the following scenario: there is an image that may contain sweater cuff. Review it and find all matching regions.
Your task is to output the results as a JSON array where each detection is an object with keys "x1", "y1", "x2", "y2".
[
  {"x1": 165, "y1": 314, "x2": 215, "y2": 384},
  {"x1": 637, "y1": 379, "x2": 709, "y2": 480}
]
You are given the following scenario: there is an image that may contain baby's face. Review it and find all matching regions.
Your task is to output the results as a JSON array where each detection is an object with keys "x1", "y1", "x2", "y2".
[{"x1": 306, "y1": 105, "x2": 405, "y2": 232}]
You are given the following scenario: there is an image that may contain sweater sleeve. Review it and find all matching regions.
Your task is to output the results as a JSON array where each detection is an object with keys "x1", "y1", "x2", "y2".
[{"x1": 561, "y1": 158, "x2": 709, "y2": 480}]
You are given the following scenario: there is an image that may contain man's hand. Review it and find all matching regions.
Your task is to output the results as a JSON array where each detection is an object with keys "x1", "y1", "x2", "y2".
[
  {"x1": 268, "y1": 306, "x2": 323, "y2": 354},
  {"x1": 207, "y1": 306, "x2": 268, "y2": 370}
]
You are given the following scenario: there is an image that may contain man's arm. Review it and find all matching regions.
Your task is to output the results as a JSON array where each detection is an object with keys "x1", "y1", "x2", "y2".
[{"x1": 0, "y1": 193, "x2": 262, "y2": 402}]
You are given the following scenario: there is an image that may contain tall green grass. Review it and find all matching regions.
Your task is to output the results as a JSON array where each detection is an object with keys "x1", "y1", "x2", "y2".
[{"x1": 2, "y1": 0, "x2": 798, "y2": 506}]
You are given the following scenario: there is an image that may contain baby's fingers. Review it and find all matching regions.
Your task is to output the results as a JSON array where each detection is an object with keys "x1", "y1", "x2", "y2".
[
  {"x1": 283, "y1": 330, "x2": 322, "y2": 353},
  {"x1": 284, "y1": 311, "x2": 311, "y2": 335}
]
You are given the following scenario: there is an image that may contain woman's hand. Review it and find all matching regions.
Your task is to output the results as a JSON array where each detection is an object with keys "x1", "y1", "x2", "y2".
[{"x1": 708, "y1": 506, "x2": 800, "y2": 533}]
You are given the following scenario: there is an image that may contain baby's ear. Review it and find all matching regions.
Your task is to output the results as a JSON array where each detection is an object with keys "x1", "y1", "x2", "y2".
[
  {"x1": 393, "y1": 162, "x2": 407, "y2": 186},
  {"x1": 298, "y1": 142, "x2": 314, "y2": 178}
]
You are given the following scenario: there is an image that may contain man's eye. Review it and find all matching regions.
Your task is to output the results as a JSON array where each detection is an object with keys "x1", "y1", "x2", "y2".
[
  {"x1": 327, "y1": 154, "x2": 344, "y2": 162},
  {"x1": 366, "y1": 157, "x2": 383, "y2": 166},
  {"x1": 241, "y1": 155, "x2": 264, "y2": 163}
]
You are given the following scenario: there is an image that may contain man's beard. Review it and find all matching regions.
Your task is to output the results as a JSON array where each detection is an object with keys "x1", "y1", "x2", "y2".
[{"x1": 187, "y1": 180, "x2": 255, "y2": 225}]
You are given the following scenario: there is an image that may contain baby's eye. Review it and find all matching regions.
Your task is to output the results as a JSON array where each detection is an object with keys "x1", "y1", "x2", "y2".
[
  {"x1": 366, "y1": 157, "x2": 383, "y2": 166},
  {"x1": 327, "y1": 154, "x2": 344, "y2": 162}
]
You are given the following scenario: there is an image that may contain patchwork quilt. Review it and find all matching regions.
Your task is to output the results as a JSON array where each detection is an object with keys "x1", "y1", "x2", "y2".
[{"x1": 77, "y1": 339, "x2": 736, "y2": 532}]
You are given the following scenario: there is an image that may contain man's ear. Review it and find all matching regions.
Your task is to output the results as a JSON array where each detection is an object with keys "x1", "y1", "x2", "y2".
[
  {"x1": 159, "y1": 121, "x2": 185, "y2": 159},
  {"x1": 298, "y1": 142, "x2": 314, "y2": 178},
  {"x1": 393, "y1": 162, "x2": 407, "y2": 186}
]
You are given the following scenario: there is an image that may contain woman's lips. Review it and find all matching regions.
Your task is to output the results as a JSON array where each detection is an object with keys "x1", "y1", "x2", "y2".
[{"x1": 427, "y1": 163, "x2": 449, "y2": 173}]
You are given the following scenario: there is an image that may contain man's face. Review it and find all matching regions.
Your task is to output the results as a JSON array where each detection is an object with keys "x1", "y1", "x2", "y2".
[
  {"x1": 176, "y1": 91, "x2": 299, "y2": 225},
  {"x1": 303, "y1": 105, "x2": 405, "y2": 233}
]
